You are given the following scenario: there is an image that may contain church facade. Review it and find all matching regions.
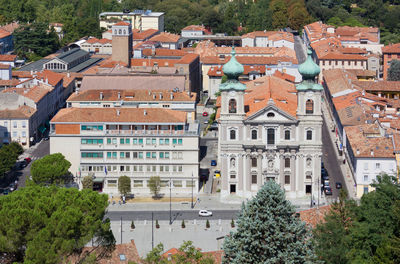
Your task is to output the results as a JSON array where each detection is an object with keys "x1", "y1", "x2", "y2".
[{"x1": 217, "y1": 48, "x2": 323, "y2": 199}]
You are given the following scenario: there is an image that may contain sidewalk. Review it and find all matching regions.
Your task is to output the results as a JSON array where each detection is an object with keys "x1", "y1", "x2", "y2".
[{"x1": 321, "y1": 98, "x2": 357, "y2": 199}]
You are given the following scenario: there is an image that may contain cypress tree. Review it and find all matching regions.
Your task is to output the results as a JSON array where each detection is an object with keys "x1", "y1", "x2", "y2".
[{"x1": 223, "y1": 180, "x2": 319, "y2": 264}]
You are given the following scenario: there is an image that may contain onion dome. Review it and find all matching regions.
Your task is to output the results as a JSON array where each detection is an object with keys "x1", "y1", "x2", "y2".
[
  {"x1": 219, "y1": 47, "x2": 246, "y2": 91},
  {"x1": 298, "y1": 49, "x2": 320, "y2": 80}
]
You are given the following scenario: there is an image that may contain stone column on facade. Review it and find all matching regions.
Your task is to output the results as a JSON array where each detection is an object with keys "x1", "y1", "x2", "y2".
[
  {"x1": 257, "y1": 149, "x2": 263, "y2": 189},
  {"x1": 313, "y1": 154, "x2": 321, "y2": 200},
  {"x1": 291, "y1": 150, "x2": 296, "y2": 192},
  {"x1": 245, "y1": 149, "x2": 251, "y2": 192},
  {"x1": 221, "y1": 154, "x2": 228, "y2": 193},
  {"x1": 279, "y1": 150, "x2": 285, "y2": 186},
  {"x1": 238, "y1": 154, "x2": 243, "y2": 192},
  {"x1": 280, "y1": 125, "x2": 284, "y2": 140},
  {"x1": 298, "y1": 154, "x2": 304, "y2": 194}
]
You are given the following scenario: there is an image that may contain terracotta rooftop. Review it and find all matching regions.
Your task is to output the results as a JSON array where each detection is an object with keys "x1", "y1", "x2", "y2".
[
  {"x1": 3, "y1": 85, "x2": 52, "y2": 103},
  {"x1": 299, "y1": 205, "x2": 331, "y2": 228},
  {"x1": 336, "y1": 26, "x2": 379, "y2": 43},
  {"x1": 345, "y1": 124, "x2": 395, "y2": 158},
  {"x1": 353, "y1": 80, "x2": 400, "y2": 92},
  {"x1": 68, "y1": 240, "x2": 141, "y2": 264},
  {"x1": 149, "y1": 32, "x2": 180, "y2": 43},
  {"x1": 51, "y1": 107, "x2": 187, "y2": 124},
  {"x1": 35, "y1": 70, "x2": 64, "y2": 86},
  {"x1": 319, "y1": 52, "x2": 368, "y2": 61},
  {"x1": 202, "y1": 55, "x2": 297, "y2": 65},
  {"x1": 0, "y1": 54, "x2": 17, "y2": 62},
  {"x1": 272, "y1": 70, "x2": 296, "y2": 82},
  {"x1": 382, "y1": 43, "x2": 400, "y2": 53},
  {"x1": 0, "y1": 63, "x2": 10, "y2": 69},
  {"x1": 323, "y1": 69, "x2": 359, "y2": 96},
  {"x1": 141, "y1": 48, "x2": 186, "y2": 57},
  {"x1": 114, "y1": 21, "x2": 131, "y2": 26},
  {"x1": 0, "y1": 105, "x2": 36, "y2": 119},
  {"x1": 182, "y1": 25, "x2": 211, "y2": 34},
  {"x1": 133, "y1": 28, "x2": 159, "y2": 40},
  {"x1": 208, "y1": 65, "x2": 266, "y2": 77},
  {"x1": 0, "y1": 28, "x2": 11, "y2": 39},
  {"x1": 0, "y1": 22, "x2": 19, "y2": 33},
  {"x1": 304, "y1": 21, "x2": 336, "y2": 43},
  {"x1": 67, "y1": 89, "x2": 196, "y2": 102},
  {"x1": 0, "y1": 79, "x2": 19, "y2": 86},
  {"x1": 242, "y1": 31, "x2": 294, "y2": 43},
  {"x1": 12, "y1": 71, "x2": 32, "y2": 79},
  {"x1": 85, "y1": 37, "x2": 112, "y2": 44}
]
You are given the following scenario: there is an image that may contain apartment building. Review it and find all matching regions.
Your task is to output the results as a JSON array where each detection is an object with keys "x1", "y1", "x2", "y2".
[
  {"x1": 50, "y1": 107, "x2": 199, "y2": 196},
  {"x1": 99, "y1": 10, "x2": 164, "y2": 32},
  {"x1": 382, "y1": 43, "x2": 400, "y2": 80},
  {"x1": 241, "y1": 31, "x2": 294, "y2": 49},
  {"x1": 80, "y1": 38, "x2": 112, "y2": 54}
]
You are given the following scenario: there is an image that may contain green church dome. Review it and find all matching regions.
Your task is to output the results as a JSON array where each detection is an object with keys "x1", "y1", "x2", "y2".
[
  {"x1": 222, "y1": 47, "x2": 244, "y2": 80},
  {"x1": 298, "y1": 49, "x2": 320, "y2": 80},
  {"x1": 219, "y1": 47, "x2": 246, "y2": 91}
]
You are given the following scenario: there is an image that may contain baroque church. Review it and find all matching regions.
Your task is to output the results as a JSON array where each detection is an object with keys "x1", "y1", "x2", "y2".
[{"x1": 217, "y1": 48, "x2": 323, "y2": 199}]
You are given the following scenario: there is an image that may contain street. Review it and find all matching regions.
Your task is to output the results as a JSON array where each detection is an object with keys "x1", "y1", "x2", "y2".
[
  {"x1": 106, "y1": 209, "x2": 239, "y2": 221},
  {"x1": 294, "y1": 35, "x2": 307, "y2": 64}
]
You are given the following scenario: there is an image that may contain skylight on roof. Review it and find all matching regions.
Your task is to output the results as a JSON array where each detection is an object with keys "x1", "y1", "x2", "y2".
[{"x1": 119, "y1": 254, "x2": 126, "y2": 261}]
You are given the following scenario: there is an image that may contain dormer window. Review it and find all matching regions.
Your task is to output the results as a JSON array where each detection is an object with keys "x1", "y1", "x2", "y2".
[{"x1": 267, "y1": 112, "x2": 275, "y2": 118}]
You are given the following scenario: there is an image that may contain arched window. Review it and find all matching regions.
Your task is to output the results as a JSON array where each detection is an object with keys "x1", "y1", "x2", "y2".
[
  {"x1": 306, "y1": 130, "x2": 312, "y2": 140},
  {"x1": 230, "y1": 158, "x2": 236, "y2": 168},
  {"x1": 306, "y1": 99, "x2": 314, "y2": 114},
  {"x1": 119, "y1": 29, "x2": 122, "y2": 34},
  {"x1": 267, "y1": 128, "x2": 275, "y2": 145},
  {"x1": 123, "y1": 29, "x2": 126, "y2": 34},
  {"x1": 229, "y1": 99, "x2": 237, "y2": 113},
  {"x1": 230, "y1": 130, "x2": 236, "y2": 140},
  {"x1": 285, "y1": 130, "x2": 290, "y2": 140},
  {"x1": 285, "y1": 158, "x2": 290, "y2": 168},
  {"x1": 267, "y1": 112, "x2": 275, "y2": 118},
  {"x1": 114, "y1": 29, "x2": 117, "y2": 34},
  {"x1": 251, "y1": 130, "x2": 257, "y2": 140}
]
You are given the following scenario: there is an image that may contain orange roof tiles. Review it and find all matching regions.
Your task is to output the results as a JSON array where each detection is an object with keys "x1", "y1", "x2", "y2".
[
  {"x1": 0, "y1": 105, "x2": 36, "y2": 119},
  {"x1": 0, "y1": 28, "x2": 10, "y2": 39},
  {"x1": 149, "y1": 32, "x2": 180, "y2": 43},
  {"x1": 345, "y1": 124, "x2": 395, "y2": 158},
  {"x1": 319, "y1": 52, "x2": 368, "y2": 61},
  {"x1": 12, "y1": 71, "x2": 32, "y2": 78},
  {"x1": 0, "y1": 79, "x2": 19, "y2": 86},
  {"x1": 85, "y1": 37, "x2": 111, "y2": 44},
  {"x1": 3, "y1": 85, "x2": 52, "y2": 103},
  {"x1": 202, "y1": 55, "x2": 298, "y2": 65},
  {"x1": 67, "y1": 89, "x2": 196, "y2": 102},
  {"x1": 272, "y1": 70, "x2": 295, "y2": 82},
  {"x1": 133, "y1": 28, "x2": 159, "y2": 40},
  {"x1": 0, "y1": 54, "x2": 17, "y2": 62},
  {"x1": 35, "y1": 70, "x2": 64, "y2": 86},
  {"x1": 182, "y1": 25, "x2": 208, "y2": 32},
  {"x1": 0, "y1": 63, "x2": 10, "y2": 69},
  {"x1": 0, "y1": 22, "x2": 19, "y2": 33},
  {"x1": 51, "y1": 107, "x2": 187, "y2": 124},
  {"x1": 114, "y1": 21, "x2": 131, "y2": 26},
  {"x1": 242, "y1": 31, "x2": 294, "y2": 43},
  {"x1": 208, "y1": 65, "x2": 265, "y2": 77},
  {"x1": 382, "y1": 43, "x2": 400, "y2": 53},
  {"x1": 336, "y1": 26, "x2": 379, "y2": 43},
  {"x1": 353, "y1": 80, "x2": 400, "y2": 92},
  {"x1": 299, "y1": 205, "x2": 331, "y2": 228}
]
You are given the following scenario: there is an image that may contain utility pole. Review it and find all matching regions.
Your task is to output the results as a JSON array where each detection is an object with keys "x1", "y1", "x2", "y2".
[
  {"x1": 191, "y1": 172, "x2": 194, "y2": 209},
  {"x1": 120, "y1": 216, "x2": 122, "y2": 244},
  {"x1": 151, "y1": 212, "x2": 154, "y2": 249},
  {"x1": 169, "y1": 177, "x2": 172, "y2": 225}
]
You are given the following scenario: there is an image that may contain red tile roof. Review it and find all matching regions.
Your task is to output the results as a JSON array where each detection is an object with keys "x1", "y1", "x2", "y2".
[
  {"x1": 86, "y1": 38, "x2": 111, "y2": 44},
  {"x1": 0, "y1": 28, "x2": 11, "y2": 39},
  {"x1": 299, "y1": 205, "x2": 331, "y2": 228},
  {"x1": 272, "y1": 70, "x2": 295, "y2": 82},
  {"x1": 242, "y1": 31, "x2": 294, "y2": 43},
  {"x1": 149, "y1": 32, "x2": 180, "y2": 43},
  {"x1": 0, "y1": 105, "x2": 36, "y2": 119},
  {"x1": 3, "y1": 85, "x2": 52, "y2": 103},
  {"x1": 133, "y1": 28, "x2": 159, "y2": 40},
  {"x1": 0, "y1": 22, "x2": 19, "y2": 33},
  {"x1": 382, "y1": 43, "x2": 400, "y2": 53},
  {"x1": 0, "y1": 63, "x2": 10, "y2": 69},
  {"x1": 0, "y1": 54, "x2": 17, "y2": 62},
  {"x1": 114, "y1": 21, "x2": 131, "y2": 26},
  {"x1": 51, "y1": 107, "x2": 187, "y2": 124},
  {"x1": 202, "y1": 55, "x2": 298, "y2": 65},
  {"x1": 35, "y1": 70, "x2": 64, "y2": 86},
  {"x1": 319, "y1": 53, "x2": 368, "y2": 61}
]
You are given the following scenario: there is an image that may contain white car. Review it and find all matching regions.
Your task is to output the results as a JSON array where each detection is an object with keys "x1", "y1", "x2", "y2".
[{"x1": 199, "y1": 210, "x2": 213, "y2": 217}]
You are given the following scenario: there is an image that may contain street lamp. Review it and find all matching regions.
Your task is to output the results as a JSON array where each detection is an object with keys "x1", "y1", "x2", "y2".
[{"x1": 169, "y1": 177, "x2": 172, "y2": 225}]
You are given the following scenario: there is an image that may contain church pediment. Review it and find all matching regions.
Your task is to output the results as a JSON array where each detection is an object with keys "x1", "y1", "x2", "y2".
[{"x1": 245, "y1": 105, "x2": 297, "y2": 124}]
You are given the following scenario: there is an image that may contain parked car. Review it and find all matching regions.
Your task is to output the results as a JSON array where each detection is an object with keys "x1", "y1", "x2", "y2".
[
  {"x1": 324, "y1": 186, "x2": 333, "y2": 195},
  {"x1": 199, "y1": 168, "x2": 210, "y2": 181},
  {"x1": 2, "y1": 188, "x2": 9, "y2": 195},
  {"x1": 323, "y1": 180, "x2": 330, "y2": 188},
  {"x1": 202, "y1": 111, "x2": 208, "y2": 117},
  {"x1": 335, "y1": 182, "x2": 342, "y2": 189},
  {"x1": 321, "y1": 174, "x2": 329, "y2": 181},
  {"x1": 211, "y1": 160, "x2": 217, "y2": 166},
  {"x1": 321, "y1": 167, "x2": 327, "y2": 176},
  {"x1": 24, "y1": 157, "x2": 32, "y2": 163},
  {"x1": 204, "y1": 120, "x2": 209, "y2": 124},
  {"x1": 199, "y1": 210, "x2": 213, "y2": 217},
  {"x1": 209, "y1": 123, "x2": 218, "y2": 131},
  {"x1": 9, "y1": 183, "x2": 16, "y2": 192}
]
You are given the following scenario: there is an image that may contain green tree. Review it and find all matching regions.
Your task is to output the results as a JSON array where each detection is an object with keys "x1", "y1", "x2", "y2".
[
  {"x1": 143, "y1": 243, "x2": 168, "y2": 264},
  {"x1": 313, "y1": 189, "x2": 357, "y2": 264},
  {"x1": 0, "y1": 185, "x2": 115, "y2": 263},
  {"x1": 223, "y1": 180, "x2": 319, "y2": 263},
  {"x1": 148, "y1": 176, "x2": 161, "y2": 198},
  {"x1": 388, "y1": 60, "x2": 400, "y2": 81},
  {"x1": 118, "y1": 175, "x2": 131, "y2": 196},
  {"x1": 82, "y1": 175, "x2": 94, "y2": 189},
  {"x1": 0, "y1": 142, "x2": 23, "y2": 179},
  {"x1": 30, "y1": 153, "x2": 71, "y2": 185}
]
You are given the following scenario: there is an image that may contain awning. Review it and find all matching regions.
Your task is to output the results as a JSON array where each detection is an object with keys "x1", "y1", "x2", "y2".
[
  {"x1": 93, "y1": 177, "x2": 105, "y2": 183},
  {"x1": 38, "y1": 125, "x2": 46, "y2": 134}
]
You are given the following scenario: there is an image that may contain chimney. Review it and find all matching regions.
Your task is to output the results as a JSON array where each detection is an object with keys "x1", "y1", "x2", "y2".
[
  {"x1": 159, "y1": 93, "x2": 163, "y2": 99},
  {"x1": 67, "y1": 72, "x2": 70, "y2": 78},
  {"x1": 356, "y1": 149, "x2": 360, "y2": 155},
  {"x1": 148, "y1": 90, "x2": 151, "y2": 95},
  {"x1": 170, "y1": 93, "x2": 174, "y2": 100},
  {"x1": 144, "y1": 110, "x2": 147, "y2": 116},
  {"x1": 100, "y1": 92, "x2": 104, "y2": 100},
  {"x1": 118, "y1": 92, "x2": 121, "y2": 99},
  {"x1": 153, "y1": 94, "x2": 156, "y2": 100},
  {"x1": 370, "y1": 149, "x2": 374, "y2": 156},
  {"x1": 117, "y1": 110, "x2": 120, "y2": 116}
]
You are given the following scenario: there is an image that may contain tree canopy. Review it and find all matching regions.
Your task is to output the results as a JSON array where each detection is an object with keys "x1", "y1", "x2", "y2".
[
  {"x1": 313, "y1": 174, "x2": 400, "y2": 263},
  {"x1": 388, "y1": 60, "x2": 400, "y2": 81},
  {"x1": 0, "y1": 185, "x2": 115, "y2": 263},
  {"x1": 223, "y1": 180, "x2": 318, "y2": 263},
  {"x1": 148, "y1": 176, "x2": 161, "y2": 198},
  {"x1": 0, "y1": 142, "x2": 23, "y2": 179},
  {"x1": 118, "y1": 175, "x2": 131, "y2": 196},
  {"x1": 30, "y1": 153, "x2": 71, "y2": 185}
]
